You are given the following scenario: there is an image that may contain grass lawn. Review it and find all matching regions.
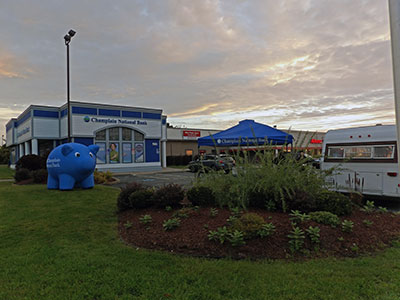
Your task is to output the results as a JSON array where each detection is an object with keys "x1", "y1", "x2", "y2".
[
  {"x1": 2, "y1": 182, "x2": 400, "y2": 299},
  {"x1": 0, "y1": 164, "x2": 14, "y2": 179}
]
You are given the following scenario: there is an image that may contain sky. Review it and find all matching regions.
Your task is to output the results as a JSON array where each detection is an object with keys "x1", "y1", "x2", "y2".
[{"x1": 0, "y1": 0, "x2": 396, "y2": 141}]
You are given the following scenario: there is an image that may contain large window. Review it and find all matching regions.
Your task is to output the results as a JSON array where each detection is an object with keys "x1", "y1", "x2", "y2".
[
  {"x1": 94, "y1": 127, "x2": 145, "y2": 164},
  {"x1": 326, "y1": 144, "x2": 395, "y2": 160}
]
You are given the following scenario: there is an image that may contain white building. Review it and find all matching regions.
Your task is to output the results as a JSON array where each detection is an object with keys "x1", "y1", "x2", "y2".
[{"x1": 6, "y1": 101, "x2": 167, "y2": 172}]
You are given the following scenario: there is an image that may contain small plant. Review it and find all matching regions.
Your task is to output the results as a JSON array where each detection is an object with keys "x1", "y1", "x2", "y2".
[
  {"x1": 361, "y1": 200, "x2": 375, "y2": 213},
  {"x1": 208, "y1": 226, "x2": 230, "y2": 244},
  {"x1": 172, "y1": 208, "x2": 190, "y2": 219},
  {"x1": 228, "y1": 230, "x2": 246, "y2": 247},
  {"x1": 226, "y1": 215, "x2": 238, "y2": 225},
  {"x1": 192, "y1": 206, "x2": 200, "y2": 212},
  {"x1": 337, "y1": 236, "x2": 344, "y2": 242},
  {"x1": 210, "y1": 208, "x2": 218, "y2": 218},
  {"x1": 305, "y1": 226, "x2": 320, "y2": 246},
  {"x1": 124, "y1": 221, "x2": 133, "y2": 229},
  {"x1": 165, "y1": 206, "x2": 172, "y2": 212},
  {"x1": 363, "y1": 219, "x2": 373, "y2": 227},
  {"x1": 139, "y1": 214, "x2": 152, "y2": 225},
  {"x1": 350, "y1": 243, "x2": 359, "y2": 253},
  {"x1": 163, "y1": 218, "x2": 181, "y2": 231},
  {"x1": 378, "y1": 206, "x2": 388, "y2": 213},
  {"x1": 341, "y1": 220, "x2": 354, "y2": 233},
  {"x1": 187, "y1": 186, "x2": 216, "y2": 206},
  {"x1": 289, "y1": 210, "x2": 310, "y2": 224},
  {"x1": 230, "y1": 207, "x2": 242, "y2": 218},
  {"x1": 309, "y1": 211, "x2": 340, "y2": 227},
  {"x1": 288, "y1": 226, "x2": 305, "y2": 252},
  {"x1": 203, "y1": 224, "x2": 209, "y2": 230},
  {"x1": 257, "y1": 223, "x2": 276, "y2": 238}
]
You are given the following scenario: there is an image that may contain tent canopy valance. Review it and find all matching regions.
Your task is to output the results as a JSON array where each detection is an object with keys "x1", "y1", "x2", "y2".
[{"x1": 197, "y1": 120, "x2": 293, "y2": 147}]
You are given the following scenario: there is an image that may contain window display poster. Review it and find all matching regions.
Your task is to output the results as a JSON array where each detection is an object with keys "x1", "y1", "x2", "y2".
[
  {"x1": 96, "y1": 142, "x2": 106, "y2": 164},
  {"x1": 134, "y1": 142, "x2": 144, "y2": 162},
  {"x1": 109, "y1": 142, "x2": 119, "y2": 163},
  {"x1": 122, "y1": 143, "x2": 132, "y2": 163}
]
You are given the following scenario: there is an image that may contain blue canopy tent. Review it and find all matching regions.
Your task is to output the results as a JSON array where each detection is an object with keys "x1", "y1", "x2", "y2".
[{"x1": 197, "y1": 119, "x2": 293, "y2": 147}]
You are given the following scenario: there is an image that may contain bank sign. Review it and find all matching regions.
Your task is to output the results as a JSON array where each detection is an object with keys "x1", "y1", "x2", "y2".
[{"x1": 83, "y1": 116, "x2": 148, "y2": 126}]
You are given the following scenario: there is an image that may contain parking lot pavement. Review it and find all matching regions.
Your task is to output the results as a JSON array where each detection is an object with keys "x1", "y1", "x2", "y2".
[{"x1": 113, "y1": 170, "x2": 196, "y2": 189}]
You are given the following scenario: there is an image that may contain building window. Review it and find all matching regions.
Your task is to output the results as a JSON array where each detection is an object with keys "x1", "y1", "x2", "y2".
[
  {"x1": 185, "y1": 149, "x2": 193, "y2": 156},
  {"x1": 94, "y1": 127, "x2": 145, "y2": 164},
  {"x1": 96, "y1": 129, "x2": 106, "y2": 141},
  {"x1": 122, "y1": 128, "x2": 132, "y2": 141},
  {"x1": 109, "y1": 128, "x2": 119, "y2": 141},
  {"x1": 134, "y1": 131, "x2": 144, "y2": 141}
]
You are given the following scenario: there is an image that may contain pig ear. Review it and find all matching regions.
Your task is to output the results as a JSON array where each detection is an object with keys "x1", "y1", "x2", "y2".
[
  {"x1": 61, "y1": 144, "x2": 74, "y2": 156},
  {"x1": 89, "y1": 144, "x2": 100, "y2": 155}
]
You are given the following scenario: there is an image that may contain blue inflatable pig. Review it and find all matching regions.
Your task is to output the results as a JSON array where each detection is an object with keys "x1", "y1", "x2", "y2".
[{"x1": 46, "y1": 143, "x2": 100, "y2": 190}]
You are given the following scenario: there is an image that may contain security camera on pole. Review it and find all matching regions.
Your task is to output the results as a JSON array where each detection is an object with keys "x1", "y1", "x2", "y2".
[{"x1": 64, "y1": 29, "x2": 76, "y2": 143}]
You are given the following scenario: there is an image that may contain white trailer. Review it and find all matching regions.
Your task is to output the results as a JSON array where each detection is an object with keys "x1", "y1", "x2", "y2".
[{"x1": 321, "y1": 124, "x2": 400, "y2": 199}]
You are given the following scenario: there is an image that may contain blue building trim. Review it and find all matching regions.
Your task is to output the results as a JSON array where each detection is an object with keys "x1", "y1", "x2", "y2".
[
  {"x1": 121, "y1": 111, "x2": 141, "y2": 118},
  {"x1": 6, "y1": 123, "x2": 13, "y2": 132},
  {"x1": 99, "y1": 109, "x2": 121, "y2": 117},
  {"x1": 74, "y1": 137, "x2": 94, "y2": 146},
  {"x1": 72, "y1": 106, "x2": 98, "y2": 115},
  {"x1": 15, "y1": 112, "x2": 31, "y2": 127},
  {"x1": 143, "y1": 112, "x2": 161, "y2": 120},
  {"x1": 60, "y1": 109, "x2": 68, "y2": 118},
  {"x1": 162, "y1": 118, "x2": 167, "y2": 125},
  {"x1": 33, "y1": 110, "x2": 59, "y2": 118}
]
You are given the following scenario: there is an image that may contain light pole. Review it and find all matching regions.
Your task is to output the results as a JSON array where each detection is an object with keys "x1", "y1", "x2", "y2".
[{"x1": 64, "y1": 29, "x2": 76, "y2": 143}]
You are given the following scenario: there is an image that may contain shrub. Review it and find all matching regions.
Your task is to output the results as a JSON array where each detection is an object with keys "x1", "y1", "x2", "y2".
[
  {"x1": 289, "y1": 210, "x2": 310, "y2": 224},
  {"x1": 315, "y1": 190, "x2": 352, "y2": 216},
  {"x1": 230, "y1": 213, "x2": 266, "y2": 238},
  {"x1": 187, "y1": 186, "x2": 216, "y2": 207},
  {"x1": 139, "y1": 214, "x2": 152, "y2": 225},
  {"x1": 31, "y1": 169, "x2": 48, "y2": 183},
  {"x1": 16, "y1": 154, "x2": 46, "y2": 171},
  {"x1": 163, "y1": 218, "x2": 181, "y2": 231},
  {"x1": 257, "y1": 223, "x2": 276, "y2": 238},
  {"x1": 208, "y1": 226, "x2": 230, "y2": 244},
  {"x1": 228, "y1": 230, "x2": 246, "y2": 247},
  {"x1": 14, "y1": 168, "x2": 31, "y2": 183},
  {"x1": 210, "y1": 208, "x2": 218, "y2": 217},
  {"x1": 341, "y1": 220, "x2": 354, "y2": 233},
  {"x1": 361, "y1": 200, "x2": 375, "y2": 213},
  {"x1": 153, "y1": 184, "x2": 184, "y2": 208},
  {"x1": 305, "y1": 226, "x2": 320, "y2": 245},
  {"x1": 288, "y1": 226, "x2": 305, "y2": 252},
  {"x1": 128, "y1": 189, "x2": 154, "y2": 209},
  {"x1": 309, "y1": 211, "x2": 340, "y2": 227},
  {"x1": 248, "y1": 189, "x2": 275, "y2": 209},
  {"x1": 117, "y1": 182, "x2": 146, "y2": 212},
  {"x1": 286, "y1": 189, "x2": 317, "y2": 213},
  {"x1": 94, "y1": 170, "x2": 106, "y2": 184}
]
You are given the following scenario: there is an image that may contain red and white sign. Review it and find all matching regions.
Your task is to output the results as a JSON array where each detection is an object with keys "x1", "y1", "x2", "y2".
[
  {"x1": 310, "y1": 139, "x2": 323, "y2": 144},
  {"x1": 183, "y1": 130, "x2": 201, "y2": 139}
]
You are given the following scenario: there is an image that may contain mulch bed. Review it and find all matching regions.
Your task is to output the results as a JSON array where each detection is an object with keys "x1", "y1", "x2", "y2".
[{"x1": 118, "y1": 207, "x2": 400, "y2": 260}]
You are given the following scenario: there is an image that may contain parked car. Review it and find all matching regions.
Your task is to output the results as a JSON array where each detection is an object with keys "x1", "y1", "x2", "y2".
[{"x1": 188, "y1": 154, "x2": 235, "y2": 173}]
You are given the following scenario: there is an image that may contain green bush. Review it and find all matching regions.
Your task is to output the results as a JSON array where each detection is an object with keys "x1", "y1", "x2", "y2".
[
  {"x1": 117, "y1": 182, "x2": 146, "y2": 212},
  {"x1": 309, "y1": 211, "x2": 340, "y2": 227},
  {"x1": 248, "y1": 189, "x2": 275, "y2": 209},
  {"x1": 31, "y1": 169, "x2": 48, "y2": 184},
  {"x1": 16, "y1": 155, "x2": 46, "y2": 171},
  {"x1": 163, "y1": 218, "x2": 181, "y2": 231},
  {"x1": 186, "y1": 186, "x2": 216, "y2": 207},
  {"x1": 128, "y1": 189, "x2": 154, "y2": 209},
  {"x1": 153, "y1": 184, "x2": 184, "y2": 208},
  {"x1": 230, "y1": 213, "x2": 266, "y2": 238},
  {"x1": 14, "y1": 168, "x2": 31, "y2": 183},
  {"x1": 315, "y1": 190, "x2": 352, "y2": 216}
]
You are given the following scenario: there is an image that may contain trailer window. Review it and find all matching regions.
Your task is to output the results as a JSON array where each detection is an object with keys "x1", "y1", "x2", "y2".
[
  {"x1": 344, "y1": 146, "x2": 372, "y2": 158},
  {"x1": 373, "y1": 145, "x2": 395, "y2": 158},
  {"x1": 327, "y1": 147, "x2": 344, "y2": 158}
]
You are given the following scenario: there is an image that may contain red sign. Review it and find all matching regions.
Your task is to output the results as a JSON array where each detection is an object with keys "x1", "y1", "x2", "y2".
[
  {"x1": 183, "y1": 130, "x2": 201, "y2": 138},
  {"x1": 310, "y1": 139, "x2": 323, "y2": 144}
]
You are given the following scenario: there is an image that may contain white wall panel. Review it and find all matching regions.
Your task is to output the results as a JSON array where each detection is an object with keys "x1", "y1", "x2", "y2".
[{"x1": 33, "y1": 118, "x2": 59, "y2": 138}]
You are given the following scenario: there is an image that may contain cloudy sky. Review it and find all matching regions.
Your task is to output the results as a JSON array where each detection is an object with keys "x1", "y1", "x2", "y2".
[{"x1": 0, "y1": 0, "x2": 396, "y2": 140}]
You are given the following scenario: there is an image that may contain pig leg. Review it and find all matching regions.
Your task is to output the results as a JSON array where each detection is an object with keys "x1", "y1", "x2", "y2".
[
  {"x1": 80, "y1": 174, "x2": 94, "y2": 189},
  {"x1": 59, "y1": 174, "x2": 76, "y2": 190},
  {"x1": 47, "y1": 175, "x2": 59, "y2": 189}
]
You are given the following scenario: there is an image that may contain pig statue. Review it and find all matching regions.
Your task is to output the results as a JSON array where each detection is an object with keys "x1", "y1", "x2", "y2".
[{"x1": 46, "y1": 143, "x2": 100, "y2": 190}]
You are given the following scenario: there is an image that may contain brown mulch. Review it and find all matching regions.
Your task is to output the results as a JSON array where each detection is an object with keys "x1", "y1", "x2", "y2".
[{"x1": 118, "y1": 207, "x2": 400, "y2": 260}]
